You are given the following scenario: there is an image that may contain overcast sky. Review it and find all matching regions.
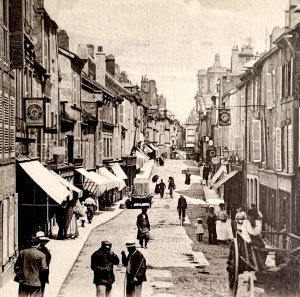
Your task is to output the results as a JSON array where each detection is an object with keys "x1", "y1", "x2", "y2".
[{"x1": 45, "y1": 0, "x2": 288, "y2": 122}]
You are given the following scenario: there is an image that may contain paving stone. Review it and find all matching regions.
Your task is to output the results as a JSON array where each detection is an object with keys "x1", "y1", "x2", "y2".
[
  {"x1": 151, "y1": 270, "x2": 172, "y2": 278},
  {"x1": 193, "y1": 251, "x2": 210, "y2": 266},
  {"x1": 152, "y1": 281, "x2": 174, "y2": 289}
]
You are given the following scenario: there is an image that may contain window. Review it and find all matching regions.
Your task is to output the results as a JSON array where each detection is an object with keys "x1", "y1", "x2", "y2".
[
  {"x1": 282, "y1": 59, "x2": 293, "y2": 99},
  {"x1": 266, "y1": 73, "x2": 272, "y2": 109},
  {"x1": 119, "y1": 104, "x2": 124, "y2": 124},
  {"x1": 73, "y1": 74, "x2": 77, "y2": 105},
  {"x1": 252, "y1": 120, "x2": 261, "y2": 162},
  {"x1": 275, "y1": 127, "x2": 282, "y2": 171},
  {"x1": 287, "y1": 125, "x2": 293, "y2": 173},
  {"x1": 44, "y1": 36, "x2": 49, "y2": 72}
]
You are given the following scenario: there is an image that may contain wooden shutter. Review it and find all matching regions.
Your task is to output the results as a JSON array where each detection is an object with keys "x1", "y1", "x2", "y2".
[
  {"x1": 3, "y1": 94, "x2": 9, "y2": 160},
  {"x1": 290, "y1": 58, "x2": 294, "y2": 96},
  {"x1": 10, "y1": 0, "x2": 24, "y2": 69},
  {"x1": 119, "y1": 104, "x2": 124, "y2": 124},
  {"x1": 288, "y1": 125, "x2": 293, "y2": 173},
  {"x1": 272, "y1": 70, "x2": 276, "y2": 107},
  {"x1": 266, "y1": 73, "x2": 272, "y2": 109},
  {"x1": 277, "y1": 66, "x2": 282, "y2": 101},
  {"x1": 10, "y1": 96, "x2": 15, "y2": 159},
  {"x1": 283, "y1": 126, "x2": 288, "y2": 171},
  {"x1": 0, "y1": 94, "x2": 3, "y2": 160},
  {"x1": 275, "y1": 127, "x2": 282, "y2": 171},
  {"x1": 252, "y1": 120, "x2": 261, "y2": 162}
]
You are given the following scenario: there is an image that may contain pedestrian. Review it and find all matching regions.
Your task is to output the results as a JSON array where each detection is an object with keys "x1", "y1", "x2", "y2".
[
  {"x1": 85, "y1": 197, "x2": 97, "y2": 223},
  {"x1": 156, "y1": 157, "x2": 160, "y2": 167},
  {"x1": 207, "y1": 205, "x2": 218, "y2": 244},
  {"x1": 202, "y1": 163, "x2": 211, "y2": 186},
  {"x1": 159, "y1": 156, "x2": 164, "y2": 166},
  {"x1": 35, "y1": 231, "x2": 51, "y2": 296},
  {"x1": 177, "y1": 194, "x2": 187, "y2": 222},
  {"x1": 194, "y1": 218, "x2": 204, "y2": 241},
  {"x1": 216, "y1": 203, "x2": 233, "y2": 243},
  {"x1": 136, "y1": 207, "x2": 150, "y2": 248},
  {"x1": 185, "y1": 169, "x2": 191, "y2": 185},
  {"x1": 235, "y1": 207, "x2": 247, "y2": 232},
  {"x1": 56, "y1": 200, "x2": 68, "y2": 240},
  {"x1": 121, "y1": 240, "x2": 147, "y2": 297},
  {"x1": 158, "y1": 179, "x2": 166, "y2": 198},
  {"x1": 14, "y1": 237, "x2": 48, "y2": 297},
  {"x1": 91, "y1": 240, "x2": 120, "y2": 297},
  {"x1": 250, "y1": 203, "x2": 263, "y2": 220},
  {"x1": 168, "y1": 176, "x2": 176, "y2": 198}
]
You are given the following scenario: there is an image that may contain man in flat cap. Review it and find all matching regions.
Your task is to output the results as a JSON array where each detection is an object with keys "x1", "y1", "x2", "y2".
[
  {"x1": 91, "y1": 241, "x2": 120, "y2": 297},
  {"x1": 121, "y1": 240, "x2": 147, "y2": 297}
]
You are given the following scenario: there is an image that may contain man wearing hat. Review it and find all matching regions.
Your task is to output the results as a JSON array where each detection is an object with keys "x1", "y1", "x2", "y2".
[
  {"x1": 14, "y1": 236, "x2": 48, "y2": 297},
  {"x1": 35, "y1": 231, "x2": 51, "y2": 296},
  {"x1": 206, "y1": 205, "x2": 218, "y2": 244},
  {"x1": 121, "y1": 240, "x2": 147, "y2": 297},
  {"x1": 177, "y1": 194, "x2": 187, "y2": 222},
  {"x1": 91, "y1": 241, "x2": 120, "y2": 297}
]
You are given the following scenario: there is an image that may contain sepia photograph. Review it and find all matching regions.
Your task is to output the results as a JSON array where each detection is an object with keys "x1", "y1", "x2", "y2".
[{"x1": 1, "y1": 0, "x2": 300, "y2": 296}]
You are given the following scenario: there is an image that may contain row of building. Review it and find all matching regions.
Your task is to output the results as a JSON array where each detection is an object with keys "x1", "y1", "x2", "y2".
[
  {"x1": 187, "y1": 2, "x2": 300, "y2": 247},
  {"x1": 0, "y1": 0, "x2": 183, "y2": 285}
]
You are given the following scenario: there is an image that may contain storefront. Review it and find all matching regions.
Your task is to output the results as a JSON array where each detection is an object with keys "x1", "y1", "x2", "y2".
[{"x1": 17, "y1": 159, "x2": 71, "y2": 248}]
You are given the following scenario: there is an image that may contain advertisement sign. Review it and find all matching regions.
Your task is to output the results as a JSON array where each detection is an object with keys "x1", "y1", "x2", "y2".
[
  {"x1": 211, "y1": 157, "x2": 221, "y2": 164},
  {"x1": 25, "y1": 98, "x2": 45, "y2": 127},
  {"x1": 52, "y1": 146, "x2": 65, "y2": 155}
]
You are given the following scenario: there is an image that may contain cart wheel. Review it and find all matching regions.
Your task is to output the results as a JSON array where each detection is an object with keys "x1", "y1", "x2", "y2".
[{"x1": 227, "y1": 238, "x2": 239, "y2": 297}]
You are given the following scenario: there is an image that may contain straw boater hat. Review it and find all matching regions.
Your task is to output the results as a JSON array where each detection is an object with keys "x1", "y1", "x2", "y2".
[
  {"x1": 125, "y1": 240, "x2": 136, "y2": 248},
  {"x1": 34, "y1": 231, "x2": 50, "y2": 242},
  {"x1": 209, "y1": 205, "x2": 214, "y2": 209}
]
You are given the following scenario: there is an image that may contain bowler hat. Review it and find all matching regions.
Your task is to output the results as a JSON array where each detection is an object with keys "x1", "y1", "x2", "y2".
[{"x1": 101, "y1": 240, "x2": 112, "y2": 247}]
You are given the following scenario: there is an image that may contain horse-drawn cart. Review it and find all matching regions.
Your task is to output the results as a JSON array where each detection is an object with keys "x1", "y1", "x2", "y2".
[{"x1": 227, "y1": 231, "x2": 300, "y2": 297}]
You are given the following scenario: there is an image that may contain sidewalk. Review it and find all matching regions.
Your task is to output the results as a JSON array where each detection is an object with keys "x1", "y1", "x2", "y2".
[{"x1": 1, "y1": 197, "x2": 127, "y2": 297}]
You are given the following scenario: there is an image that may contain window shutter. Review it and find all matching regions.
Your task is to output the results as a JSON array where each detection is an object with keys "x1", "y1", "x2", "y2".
[
  {"x1": 10, "y1": 96, "x2": 15, "y2": 159},
  {"x1": 10, "y1": 0, "x2": 24, "y2": 69},
  {"x1": 275, "y1": 127, "x2": 282, "y2": 171},
  {"x1": 282, "y1": 64, "x2": 285, "y2": 99},
  {"x1": 288, "y1": 125, "x2": 293, "y2": 173},
  {"x1": 283, "y1": 126, "x2": 288, "y2": 171},
  {"x1": 252, "y1": 120, "x2": 261, "y2": 162},
  {"x1": 290, "y1": 58, "x2": 293, "y2": 96},
  {"x1": 3, "y1": 95, "x2": 9, "y2": 160},
  {"x1": 277, "y1": 66, "x2": 282, "y2": 101},
  {"x1": 266, "y1": 73, "x2": 272, "y2": 109},
  {"x1": 0, "y1": 95, "x2": 3, "y2": 159},
  {"x1": 272, "y1": 70, "x2": 276, "y2": 107}
]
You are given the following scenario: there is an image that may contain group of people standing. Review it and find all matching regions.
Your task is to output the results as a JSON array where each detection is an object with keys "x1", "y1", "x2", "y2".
[{"x1": 154, "y1": 176, "x2": 176, "y2": 199}]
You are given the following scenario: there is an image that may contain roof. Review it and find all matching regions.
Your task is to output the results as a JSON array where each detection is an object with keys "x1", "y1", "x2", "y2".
[
  {"x1": 82, "y1": 73, "x2": 115, "y2": 98},
  {"x1": 59, "y1": 47, "x2": 86, "y2": 69},
  {"x1": 105, "y1": 72, "x2": 133, "y2": 101}
]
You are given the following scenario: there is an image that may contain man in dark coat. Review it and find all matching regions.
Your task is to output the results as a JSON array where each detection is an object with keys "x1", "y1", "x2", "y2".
[
  {"x1": 56, "y1": 201, "x2": 68, "y2": 239},
  {"x1": 121, "y1": 240, "x2": 147, "y2": 297},
  {"x1": 91, "y1": 241, "x2": 120, "y2": 297},
  {"x1": 136, "y1": 208, "x2": 150, "y2": 248},
  {"x1": 177, "y1": 194, "x2": 187, "y2": 222},
  {"x1": 158, "y1": 179, "x2": 166, "y2": 198},
  {"x1": 35, "y1": 231, "x2": 51, "y2": 296},
  {"x1": 14, "y1": 238, "x2": 48, "y2": 297},
  {"x1": 203, "y1": 164, "x2": 211, "y2": 186}
]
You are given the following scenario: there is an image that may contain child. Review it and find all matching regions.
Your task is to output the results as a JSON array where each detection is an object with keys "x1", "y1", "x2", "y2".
[{"x1": 194, "y1": 218, "x2": 204, "y2": 241}]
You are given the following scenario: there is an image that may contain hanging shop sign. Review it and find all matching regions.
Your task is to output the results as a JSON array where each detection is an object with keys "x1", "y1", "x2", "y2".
[
  {"x1": 211, "y1": 157, "x2": 221, "y2": 164},
  {"x1": 25, "y1": 98, "x2": 45, "y2": 127},
  {"x1": 219, "y1": 109, "x2": 231, "y2": 126},
  {"x1": 208, "y1": 140, "x2": 214, "y2": 146}
]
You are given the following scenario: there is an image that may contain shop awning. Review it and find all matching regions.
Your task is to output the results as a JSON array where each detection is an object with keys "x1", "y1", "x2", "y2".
[
  {"x1": 212, "y1": 170, "x2": 239, "y2": 190},
  {"x1": 136, "y1": 150, "x2": 148, "y2": 169},
  {"x1": 148, "y1": 144, "x2": 160, "y2": 151},
  {"x1": 50, "y1": 171, "x2": 83, "y2": 198},
  {"x1": 109, "y1": 163, "x2": 128, "y2": 180},
  {"x1": 137, "y1": 147, "x2": 150, "y2": 160},
  {"x1": 76, "y1": 168, "x2": 107, "y2": 196},
  {"x1": 98, "y1": 167, "x2": 126, "y2": 190},
  {"x1": 143, "y1": 145, "x2": 153, "y2": 154},
  {"x1": 19, "y1": 160, "x2": 71, "y2": 204},
  {"x1": 88, "y1": 171, "x2": 116, "y2": 192},
  {"x1": 209, "y1": 165, "x2": 227, "y2": 188}
]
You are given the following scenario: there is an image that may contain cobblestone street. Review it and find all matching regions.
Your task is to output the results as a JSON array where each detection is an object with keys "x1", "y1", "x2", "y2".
[{"x1": 58, "y1": 160, "x2": 231, "y2": 297}]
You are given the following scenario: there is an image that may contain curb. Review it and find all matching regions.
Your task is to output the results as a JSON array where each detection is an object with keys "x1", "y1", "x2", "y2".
[{"x1": 56, "y1": 202, "x2": 127, "y2": 297}]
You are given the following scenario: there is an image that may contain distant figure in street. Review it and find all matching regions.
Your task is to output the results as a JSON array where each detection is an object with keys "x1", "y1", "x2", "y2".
[
  {"x1": 216, "y1": 203, "x2": 233, "y2": 243},
  {"x1": 121, "y1": 240, "x2": 147, "y2": 297},
  {"x1": 203, "y1": 163, "x2": 211, "y2": 186},
  {"x1": 250, "y1": 203, "x2": 263, "y2": 221},
  {"x1": 177, "y1": 194, "x2": 187, "y2": 222},
  {"x1": 207, "y1": 206, "x2": 218, "y2": 244},
  {"x1": 91, "y1": 241, "x2": 120, "y2": 297},
  {"x1": 136, "y1": 208, "x2": 150, "y2": 248},
  {"x1": 14, "y1": 237, "x2": 48, "y2": 297},
  {"x1": 35, "y1": 231, "x2": 51, "y2": 297},
  {"x1": 56, "y1": 201, "x2": 68, "y2": 240},
  {"x1": 185, "y1": 169, "x2": 191, "y2": 185},
  {"x1": 158, "y1": 179, "x2": 166, "y2": 198},
  {"x1": 235, "y1": 207, "x2": 247, "y2": 232},
  {"x1": 168, "y1": 177, "x2": 176, "y2": 198},
  {"x1": 194, "y1": 218, "x2": 204, "y2": 241},
  {"x1": 156, "y1": 157, "x2": 160, "y2": 167}
]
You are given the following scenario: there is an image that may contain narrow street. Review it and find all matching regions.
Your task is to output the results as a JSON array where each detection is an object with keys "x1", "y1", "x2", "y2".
[{"x1": 58, "y1": 160, "x2": 230, "y2": 297}]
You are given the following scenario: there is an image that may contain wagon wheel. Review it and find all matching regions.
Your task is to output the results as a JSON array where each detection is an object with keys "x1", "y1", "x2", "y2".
[{"x1": 227, "y1": 238, "x2": 239, "y2": 296}]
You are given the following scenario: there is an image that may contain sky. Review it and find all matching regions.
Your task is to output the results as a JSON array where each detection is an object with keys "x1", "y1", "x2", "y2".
[{"x1": 45, "y1": 0, "x2": 288, "y2": 122}]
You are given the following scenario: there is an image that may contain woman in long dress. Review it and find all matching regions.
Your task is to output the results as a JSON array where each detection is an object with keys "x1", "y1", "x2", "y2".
[{"x1": 216, "y1": 203, "x2": 233, "y2": 242}]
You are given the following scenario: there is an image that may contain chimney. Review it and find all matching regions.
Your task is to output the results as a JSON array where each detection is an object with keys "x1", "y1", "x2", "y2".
[
  {"x1": 95, "y1": 46, "x2": 106, "y2": 85},
  {"x1": 106, "y1": 54, "x2": 115, "y2": 76},
  {"x1": 57, "y1": 30, "x2": 69, "y2": 51}
]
